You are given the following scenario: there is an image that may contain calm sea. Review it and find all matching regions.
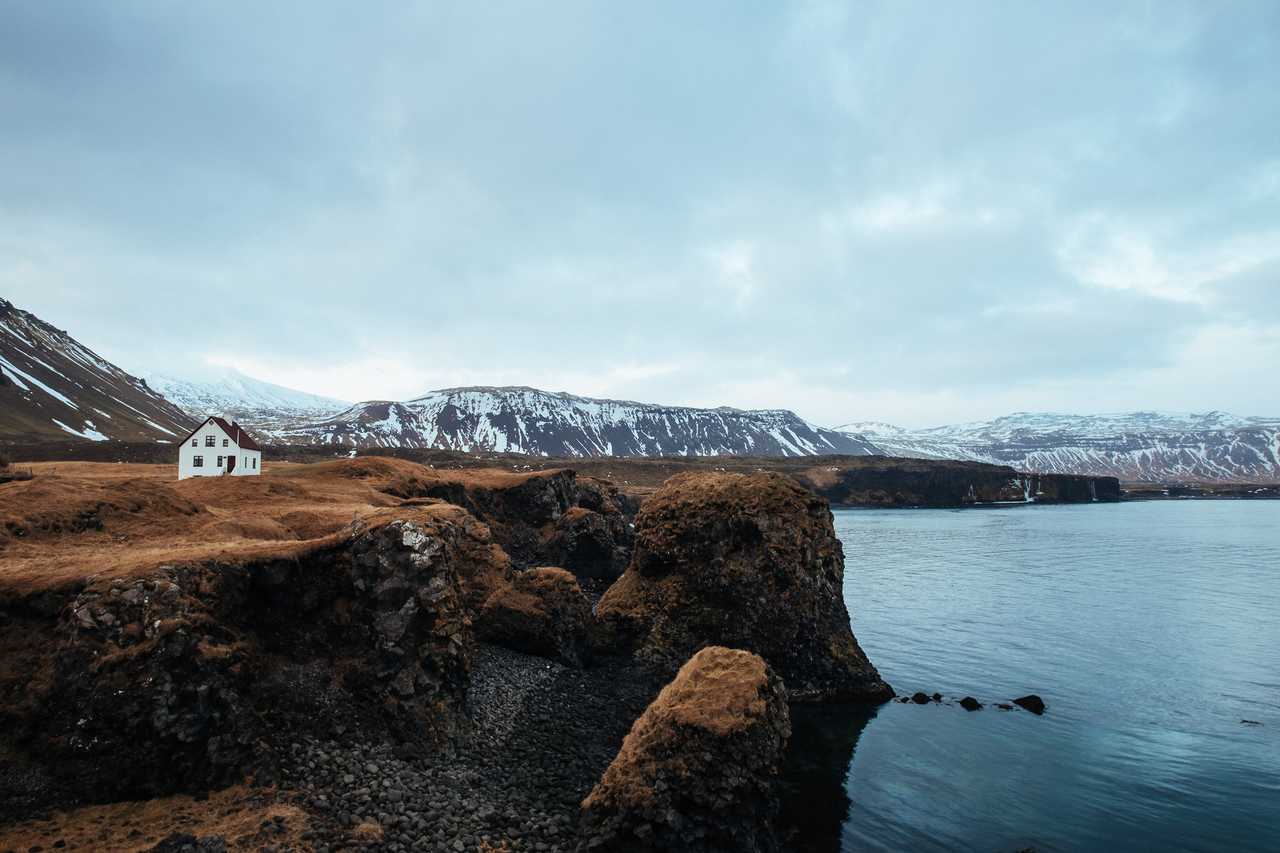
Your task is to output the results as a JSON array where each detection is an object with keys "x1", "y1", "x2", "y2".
[{"x1": 781, "y1": 501, "x2": 1280, "y2": 852}]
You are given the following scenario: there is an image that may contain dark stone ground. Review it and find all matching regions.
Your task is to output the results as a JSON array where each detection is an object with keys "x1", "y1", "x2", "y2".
[{"x1": 266, "y1": 643, "x2": 662, "y2": 852}]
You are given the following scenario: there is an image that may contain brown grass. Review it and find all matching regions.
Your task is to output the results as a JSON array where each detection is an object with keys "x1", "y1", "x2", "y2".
[
  {"x1": 0, "y1": 785, "x2": 309, "y2": 852},
  {"x1": 582, "y1": 646, "x2": 770, "y2": 810},
  {"x1": 647, "y1": 646, "x2": 769, "y2": 737},
  {"x1": 0, "y1": 457, "x2": 552, "y2": 595}
]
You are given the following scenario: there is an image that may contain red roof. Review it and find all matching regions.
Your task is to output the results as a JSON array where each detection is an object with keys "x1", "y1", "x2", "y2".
[{"x1": 178, "y1": 416, "x2": 262, "y2": 451}]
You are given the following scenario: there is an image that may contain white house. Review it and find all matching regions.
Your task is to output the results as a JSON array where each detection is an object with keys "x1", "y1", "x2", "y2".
[{"x1": 178, "y1": 416, "x2": 263, "y2": 480}]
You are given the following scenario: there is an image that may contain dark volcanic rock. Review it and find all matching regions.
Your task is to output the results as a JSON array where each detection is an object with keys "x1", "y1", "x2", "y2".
[
  {"x1": 386, "y1": 467, "x2": 635, "y2": 584},
  {"x1": 911, "y1": 692, "x2": 931, "y2": 705},
  {"x1": 959, "y1": 696, "x2": 983, "y2": 711},
  {"x1": 544, "y1": 506, "x2": 632, "y2": 584},
  {"x1": 1013, "y1": 694, "x2": 1046, "y2": 715},
  {"x1": 594, "y1": 472, "x2": 892, "y2": 702},
  {"x1": 477, "y1": 567, "x2": 593, "y2": 666},
  {"x1": 795, "y1": 459, "x2": 1119, "y2": 507},
  {"x1": 578, "y1": 646, "x2": 791, "y2": 853},
  {"x1": 1, "y1": 505, "x2": 490, "y2": 807}
]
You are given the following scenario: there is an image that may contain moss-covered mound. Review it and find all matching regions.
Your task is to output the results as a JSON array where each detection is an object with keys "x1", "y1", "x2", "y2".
[
  {"x1": 595, "y1": 472, "x2": 892, "y2": 702},
  {"x1": 578, "y1": 646, "x2": 791, "y2": 852},
  {"x1": 477, "y1": 566, "x2": 593, "y2": 666}
]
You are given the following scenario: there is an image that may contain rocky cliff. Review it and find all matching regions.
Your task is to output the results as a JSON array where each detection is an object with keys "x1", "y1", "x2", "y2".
[
  {"x1": 0, "y1": 505, "x2": 504, "y2": 813},
  {"x1": 595, "y1": 472, "x2": 892, "y2": 702},
  {"x1": 793, "y1": 457, "x2": 1120, "y2": 507}
]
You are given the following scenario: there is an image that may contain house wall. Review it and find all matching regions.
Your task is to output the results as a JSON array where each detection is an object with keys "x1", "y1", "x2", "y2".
[{"x1": 178, "y1": 420, "x2": 263, "y2": 479}]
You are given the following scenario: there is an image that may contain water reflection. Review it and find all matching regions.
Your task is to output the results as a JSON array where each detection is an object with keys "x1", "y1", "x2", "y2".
[{"x1": 779, "y1": 702, "x2": 879, "y2": 852}]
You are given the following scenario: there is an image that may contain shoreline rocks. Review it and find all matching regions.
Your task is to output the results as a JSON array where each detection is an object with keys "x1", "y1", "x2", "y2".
[
  {"x1": 594, "y1": 472, "x2": 892, "y2": 703},
  {"x1": 578, "y1": 647, "x2": 791, "y2": 853}
]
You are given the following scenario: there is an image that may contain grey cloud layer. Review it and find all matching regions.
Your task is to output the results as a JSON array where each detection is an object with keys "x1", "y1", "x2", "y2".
[{"x1": 2, "y1": 1, "x2": 1277, "y2": 426}]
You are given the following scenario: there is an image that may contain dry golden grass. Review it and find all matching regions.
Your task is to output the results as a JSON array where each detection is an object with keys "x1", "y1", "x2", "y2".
[
  {"x1": 0, "y1": 457, "x2": 545, "y2": 595},
  {"x1": 582, "y1": 646, "x2": 770, "y2": 810},
  {"x1": 0, "y1": 785, "x2": 309, "y2": 852}
]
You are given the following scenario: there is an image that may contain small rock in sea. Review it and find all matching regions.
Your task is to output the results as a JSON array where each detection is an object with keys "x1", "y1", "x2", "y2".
[
  {"x1": 1013, "y1": 694, "x2": 1046, "y2": 715},
  {"x1": 995, "y1": 703, "x2": 1014, "y2": 711},
  {"x1": 959, "y1": 697, "x2": 982, "y2": 711},
  {"x1": 911, "y1": 692, "x2": 931, "y2": 705},
  {"x1": 931, "y1": 692, "x2": 942, "y2": 702},
  {"x1": 1241, "y1": 719, "x2": 1262, "y2": 726}
]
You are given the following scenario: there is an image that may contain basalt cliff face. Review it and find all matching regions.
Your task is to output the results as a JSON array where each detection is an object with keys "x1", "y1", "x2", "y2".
[
  {"x1": 0, "y1": 459, "x2": 887, "y2": 850},
  {"x1": 0, "y1": 505, "x2": 500, "y2": 813},
  {"x1": 793, "y1": 457, "x2": 1120, "y2": 508},
  {"x1": 595, "y1": 472, "x2": 892, "y2": 703}
]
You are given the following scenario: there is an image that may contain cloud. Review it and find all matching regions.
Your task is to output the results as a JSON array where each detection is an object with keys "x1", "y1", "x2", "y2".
[{"x1": 2, "y1": 1, "x2": 1278, "y2": 428}]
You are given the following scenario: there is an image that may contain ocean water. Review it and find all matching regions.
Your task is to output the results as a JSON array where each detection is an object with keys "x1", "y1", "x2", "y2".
[{"x1": 780, "y1": 501, "x2": 1280, "y2": 852}]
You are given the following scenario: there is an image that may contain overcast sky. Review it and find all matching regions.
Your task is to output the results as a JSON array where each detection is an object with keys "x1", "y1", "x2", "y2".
[{"x1": 3, "y1": 2, "x2": 1278, "y2": 428}]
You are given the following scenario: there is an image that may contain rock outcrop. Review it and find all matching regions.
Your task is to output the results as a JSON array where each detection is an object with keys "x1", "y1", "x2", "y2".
[
  {"x1": 594, "y1": 473, "x2": 892, "y2": 702},
  {"x1": 477, "y1": 567, "x2": 593, "y2": 666},
  {"x1": 794, "y1": 458, "x2": 1120, "y2": 507},
  {"x1": 0, "y1": 504, "x2": 497, "y2": 808},
  {"x1": 383, "y1": 467, "x2": 635, "y2": 585},
  {"x1": 578, "y1": 646, "x2": 791, "y2": 853}
]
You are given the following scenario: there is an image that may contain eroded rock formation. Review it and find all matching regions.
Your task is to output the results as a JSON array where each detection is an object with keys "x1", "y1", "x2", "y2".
[
  {"x1": 382, "y1": 467, "x2": 635, "y2": 584},
  {"x1": 477, "y1": 567, "x2": 593, "y2": 667},
  {"x1": 595, "y1": 472, "x2": 892, "y2": 702},
  {"x1": 578, "y1": 646, "x2": 791, "y2": 853},
  {"x1": 0, "y1": 504, "x2": 501, "y2": 809}
]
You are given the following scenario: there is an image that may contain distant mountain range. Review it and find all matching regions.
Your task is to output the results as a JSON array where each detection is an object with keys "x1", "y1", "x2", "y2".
[
  {"x1": 3, "y1": 296, "x2": 1278, "y2": 483},
  {"x1": 840, "y1": 413, "x2": 1280, "y2": 483},
  {"x1": 0, "y1": 298, "x2": 193, "y2": 443},
  {"x1": 258, "y1": 387, "x2": 881, "y2": 458}
]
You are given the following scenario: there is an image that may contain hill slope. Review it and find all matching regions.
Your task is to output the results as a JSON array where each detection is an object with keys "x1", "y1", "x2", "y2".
[
  {"x1": 145, "y1": 368, "x2": 348, "y2": 425},
  {"x1": 841, "y1": 412, "x2": 1280, "y2": 483},
  {"x1": 263, "y1": 386, "x2": 881, "y2": 458},
  {"x1": 0, "y1": 298, "x2": 193, "y2": 443}
]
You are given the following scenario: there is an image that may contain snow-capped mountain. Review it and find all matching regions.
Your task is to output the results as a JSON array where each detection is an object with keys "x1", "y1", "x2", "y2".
[
  {"x1": 0, "y1": 297, "x2": 194, "y2": 443},
  {"x1": 841, "y1": 412, "x2": 1280, "y2": 483},
  {"x1": 264, "y1": 386, "x2": 881, "y2": 458},
  {"x1": 146, "y1": 368, "x2": 348, "y2": 424}
]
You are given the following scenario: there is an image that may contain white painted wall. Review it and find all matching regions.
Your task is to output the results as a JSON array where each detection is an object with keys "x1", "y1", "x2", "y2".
[{"x1": 177, "y1": 419, "x2": 263, "y2": 479}]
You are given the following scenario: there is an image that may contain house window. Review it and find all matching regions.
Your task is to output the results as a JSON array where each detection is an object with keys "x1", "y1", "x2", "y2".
[
  {"x1": 223, "y1": 439, "x2": 229, "y2": 447},
  {"x1": 252, "y1": 458, "x2": 257, "y2": 470},
  {"x1": 216, "y1": 456, "x2": 224, "y2": 467},
  {"x1": 205, "y1": 435, "x2": 215, "y2": 447},
  {"x1": 191, "y1": 439, "x2": 197, "y2": 447},
  {"x1": 193, "y1": 456, "x2": 204, "y2": 468}
]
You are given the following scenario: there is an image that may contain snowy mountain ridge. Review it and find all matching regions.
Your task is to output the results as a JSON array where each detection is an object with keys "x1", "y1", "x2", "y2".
[
  {"x1": 145, "y1": 368, "x2": 349, "y2": 422},
  {"x1": 841, "y1": 412, "x2": 1280, "y2": 483},
  {"x1": 0, "y1": 297, "x2": 194, "y2": 442},
  {"x1": 258, "y1": 385, "x2": 881, "y2": 458}
]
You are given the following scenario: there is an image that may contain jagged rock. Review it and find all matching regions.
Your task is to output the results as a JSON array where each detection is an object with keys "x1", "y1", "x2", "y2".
[
  {"x1": 1013, "y1": 694, "x2": 1046, "y2": 715},
  {"x1": 544, "y1": 506, "x2": 631, "y2": 584},
  {"x1": 476, "y1": 567, "x2": 592, "y2": 666},
  {"x1": 594, "y1": 472, "x2": 891, "y2": 702},
  {"x1": 959, "y1": 696, "x2": 983, "y2": 711},
  {"x1": 578, "y1": 646, "x2": 791, "y2": 853},
  {"x1": 385, "y1": 467, "x2": 635, "y2": 583},
  {"x1": 7, "y1": 506, "x2": 488, "y2": 804}
]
